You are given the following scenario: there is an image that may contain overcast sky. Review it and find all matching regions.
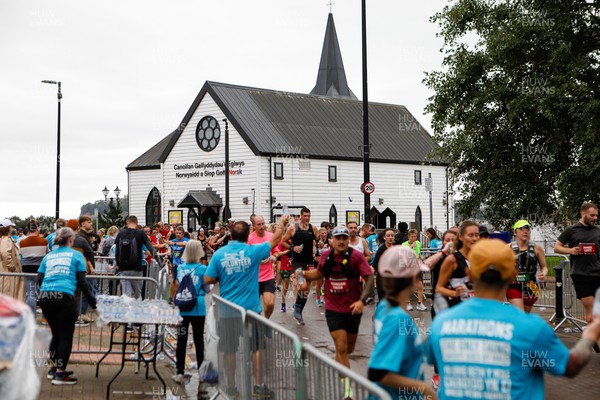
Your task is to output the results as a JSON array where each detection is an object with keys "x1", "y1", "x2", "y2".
[{"x1": 1, "y1": 0, "x2": 448, "y2": 219}]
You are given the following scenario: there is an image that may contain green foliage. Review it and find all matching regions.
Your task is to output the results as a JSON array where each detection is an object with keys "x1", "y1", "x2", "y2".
[
  {"x1": 98, "y1": 200, "x2": 126, "y2": 231},
  {"x1": 425, "y1": 0, "x2": 600, "y2": 228}
]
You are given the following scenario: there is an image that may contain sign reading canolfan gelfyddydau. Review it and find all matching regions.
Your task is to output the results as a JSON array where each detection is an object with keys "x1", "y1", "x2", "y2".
[{"x1": 173, "y1": 161, "x2": 245, "y2": 179}]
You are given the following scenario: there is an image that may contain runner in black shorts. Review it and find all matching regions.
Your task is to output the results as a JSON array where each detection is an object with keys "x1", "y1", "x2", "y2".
[
  {"x1": 555, "y1": 202, "x2": 600, "y2": 322},
  {"x1": 303, "y1": 226, "x2": 374, "y2": 399},
  {"x1": 281, "y1": 207, "x2": 319, "y2": 325}
]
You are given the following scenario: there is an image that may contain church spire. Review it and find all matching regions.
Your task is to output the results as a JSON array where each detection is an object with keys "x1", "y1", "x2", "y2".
[{"x1": 310, "y1": 13, "x2": 357, "y2": 100}]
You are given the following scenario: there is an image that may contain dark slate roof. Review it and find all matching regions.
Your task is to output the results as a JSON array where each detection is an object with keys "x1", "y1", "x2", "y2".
[
  {"x1": 310, "y1": 13, "x2": 357, "y2": 100},
  {"x1": 177, "y1": 188, "x2": 223, "y2": 208},
  {"x1": 127, "y1": 130, "x2": 177, "y2": 170},
  {"x1": 128, "y1": 81, "x2": 444, "y2": 170}
]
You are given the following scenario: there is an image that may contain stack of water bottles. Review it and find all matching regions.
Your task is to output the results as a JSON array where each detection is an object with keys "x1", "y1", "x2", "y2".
[{"x1": 96, "y1": 295, "x2": 182, "y2": 326}]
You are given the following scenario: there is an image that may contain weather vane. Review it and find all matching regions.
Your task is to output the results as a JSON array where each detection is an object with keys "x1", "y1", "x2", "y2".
[{"x1": 327, "y1": 1, "x2": 335, "y2": 13}]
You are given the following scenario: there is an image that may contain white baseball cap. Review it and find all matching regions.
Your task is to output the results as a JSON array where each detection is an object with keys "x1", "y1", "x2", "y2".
[{"x1": 0, "y1": 219, "x2": 15, "y2": 228}]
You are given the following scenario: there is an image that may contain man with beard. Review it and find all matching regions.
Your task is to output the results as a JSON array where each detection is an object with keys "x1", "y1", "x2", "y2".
[{"x1": 555, "y1": 202, "x2": 600, "y2": 322}]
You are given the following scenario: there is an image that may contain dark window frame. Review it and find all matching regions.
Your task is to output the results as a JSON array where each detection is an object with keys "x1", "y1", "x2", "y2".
[
  {"x1": 414, "y1": 170, "x2": 422, "y2": 185},
  {"x1": 274, "y1": 162, "x2": 284, "y2": 180},
  {"x1": 328, "y1": 165, "x2": 337, "y2": 182}
]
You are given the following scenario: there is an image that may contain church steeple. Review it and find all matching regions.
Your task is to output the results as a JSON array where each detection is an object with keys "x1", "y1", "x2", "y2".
[{"x1": 310, "y1": 13, "x2": 357, "y2": 100}]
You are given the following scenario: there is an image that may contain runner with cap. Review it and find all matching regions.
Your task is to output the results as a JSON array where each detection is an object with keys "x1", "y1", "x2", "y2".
[
  {"x1": 368, "y1": 246, "x2": 437, "y2": 400},
  {"x1": 507, "y1": 219, "x2": 548, "y2": 313},
  {"x1": 302, "y1": 225, "x2": 374, "y2": 398},
  {"x1": 427, "y1": 239, "x2": 600, "y2": 400}
]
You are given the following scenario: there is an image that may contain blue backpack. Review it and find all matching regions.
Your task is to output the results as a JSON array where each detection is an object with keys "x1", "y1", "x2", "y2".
[{"x1": 174, "y1": 266, "x2": 202, "y2": 311}]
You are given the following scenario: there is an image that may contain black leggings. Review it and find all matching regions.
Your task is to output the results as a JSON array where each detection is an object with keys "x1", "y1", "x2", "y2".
[
  {"x1": 38, "y1": 292, "x2": 78, "y2": 370},
  {"x1": 176, "y1": 316, "x2": 205, "y2": 374}
]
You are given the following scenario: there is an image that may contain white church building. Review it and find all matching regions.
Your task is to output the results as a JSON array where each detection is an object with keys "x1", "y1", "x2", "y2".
[{"x1": 127, "y1": 13, "x2": 454, "y2": 231}]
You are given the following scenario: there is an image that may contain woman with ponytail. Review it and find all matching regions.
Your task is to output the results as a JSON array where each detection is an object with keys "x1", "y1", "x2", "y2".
[{"x1": 435, "y1": 220, "x2": 480, "y2": 306}]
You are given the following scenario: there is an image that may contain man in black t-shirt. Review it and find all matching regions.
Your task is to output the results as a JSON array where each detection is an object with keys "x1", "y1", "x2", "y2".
[
  {"x1": 115, "y1": 215, "x2": 156, "y2": 299},
  {"x1": 555, "y1": 202, "x2": 600, "y2": 322}
]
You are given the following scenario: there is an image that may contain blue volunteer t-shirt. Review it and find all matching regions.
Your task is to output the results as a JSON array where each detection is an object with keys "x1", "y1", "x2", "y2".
[
  {"x1": 46, "y1": 232, "x2": 58, "y2": 251},
  {"x1": 206, "y1": 240, "x2": 271, "y2": 313},
  {"x1": 430, "y1": 238, "x2": 442, "y2": 249},
  {"x1": 427, "y1": 298, "x2": 570, "y2": 400},
  {"x1": 366, "y1": 234, "x2": 379, "y2": 265},
  {"x1": 176, "y1": 262, "x2": 208, "y2": 317},
  {"x1": 369, "y1": 300, "x2": 425, "y2": 400},
  {"x1": 37, "y1": 247, "x2": 87, "y2": 296}
]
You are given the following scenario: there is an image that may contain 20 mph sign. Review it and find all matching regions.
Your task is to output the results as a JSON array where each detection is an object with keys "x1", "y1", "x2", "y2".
[{"x1": 361, "y1": 181, "x2": 375, "y2": 194}]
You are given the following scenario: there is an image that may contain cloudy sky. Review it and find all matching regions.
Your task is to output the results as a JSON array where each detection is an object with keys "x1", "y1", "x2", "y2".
[{"x1": 1, "y1": 0, "x2": 448, "y2": 219}]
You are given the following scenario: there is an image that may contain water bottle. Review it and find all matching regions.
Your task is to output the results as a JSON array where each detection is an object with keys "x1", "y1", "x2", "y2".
[
  {"x1": 459, "y1": 283, "x2": 470, "y2": 301},
  {"x1": 593, "y1": 287, "x2": 600, "y2": 317},
  {"x1": 433, "y1": 293, "x2": 449, "y2": 315},
  {"x1": 282, "y1": 204, "x2": 289, "y2": 216}
]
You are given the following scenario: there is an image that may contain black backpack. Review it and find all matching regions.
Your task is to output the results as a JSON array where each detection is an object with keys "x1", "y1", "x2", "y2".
[
  {"x1": 117, "y1": 230, "x2": 139, "y2": 268},
  {"x1": 174, "y1": 266, "x2": 202, "y2": 311},
  {"x1": 321, "y1": 247, "x2": 355, "y2": 278}
]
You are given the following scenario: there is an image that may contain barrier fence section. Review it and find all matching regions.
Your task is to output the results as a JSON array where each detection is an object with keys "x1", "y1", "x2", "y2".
[
  {"x1": 212, "y1": 295, "x2": 391, "y2": 400},
  {"x1": 0, "y1": 258, "x2": 169, "y2": 357},
  {"x1": 552, "y1": 259, "x2": 588, "y2": 331}
]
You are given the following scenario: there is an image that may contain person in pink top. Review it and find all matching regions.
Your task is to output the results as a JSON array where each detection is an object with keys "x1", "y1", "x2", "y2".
[{"x1": 248, "y1": 215, "x2": 277, "y2": 318}]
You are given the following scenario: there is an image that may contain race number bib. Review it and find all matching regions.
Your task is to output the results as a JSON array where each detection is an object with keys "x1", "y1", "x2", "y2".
[
  {"x1": 580, "y1": 243, "x2": 597, "y2": 255},
  {"x1": 329, "y1": 277, "x2": 349, "y2": 293}
]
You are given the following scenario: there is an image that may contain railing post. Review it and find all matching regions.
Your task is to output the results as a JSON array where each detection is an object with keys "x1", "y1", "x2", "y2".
[
  {"x1": 295, "y1": 339, "x2": 307, "y2": 400},
  {"x1": 555, "y1": 264, "x2": 564, "y2": 320}
]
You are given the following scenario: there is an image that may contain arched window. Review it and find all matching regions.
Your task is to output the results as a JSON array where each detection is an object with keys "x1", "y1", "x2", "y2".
[
  {"x1": 145, "y1": 187, "x2": 161, "y2": 226},
  {"x1": 329, "y1": 204, "x2": 338, "y2": 227},
  {"x1": 415, "y1": 206, "x2": 423, "y2": 233}
]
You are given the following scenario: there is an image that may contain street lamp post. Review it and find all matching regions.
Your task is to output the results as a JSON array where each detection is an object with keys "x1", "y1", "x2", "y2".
[
  {"x1": 42, "y1": 80, "x2": 62, "y2": 219},
  {"x1": 361, "y1": 0, "x2": 371, "y2": 224},
  {"x1": 114, "y1": 186, "x2": 121, "y2": 207},
  {"x1": 102, "y1": 186, "x2": 109, "y2": 202}
]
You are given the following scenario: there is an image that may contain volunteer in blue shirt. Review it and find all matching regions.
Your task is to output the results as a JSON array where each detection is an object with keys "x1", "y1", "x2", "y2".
[
  {"x1": 426, "y1": 228, "x2": 442, "y2": 249},
  {"x1": 368, "y1": 246, "x2": 437, "y2": 400},
  {"x1": 172, "y1": 240, "x2": 210, "y2": 384},
  {"x1": 204, "y1": 215, "x2": 289, "y2": 398},
  {"x1": 36, "y1": 227, "x2": 97, "y2": 386},
  {"x1": 427, "y1": 239, "x2": 600, "y2": 400}
]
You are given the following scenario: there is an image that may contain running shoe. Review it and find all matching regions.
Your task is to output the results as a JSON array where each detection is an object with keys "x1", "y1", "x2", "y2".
[
  {"x1": 47, "y1": 368, "x2": 74, "y2": 380},
  {"x1": 406, "y1": 303, "x2": 413, "y2": 311},
  {"x1": 416, "y1": 302, "x2": 427, "y2": 311},
  {"x1": 316, "y1": 298, "x2": 322, "y2": 307},
  {"x1": 226, "y1": 387, "x2": 240, "y2": 399},
  {"x1": 52, "y1": 372, "x2": 78, "y2": 385},
  {"x1": 281, "y1": 303, "x2": 286, "y2": 313},
  {"x1": 252, "y1": 383, "x2": 275, "y2": 398},
  {"x1": 172, "y1": 374, "x2": 185, "y2": 384},
  {"x1": 431, "y1": 373, "x2": 440, "y2": 391},
  {"x1": 74, "y1": 319, "x2": 89, "y2": 327},
  {"x1": 293, "y1": 305, "x2": 305, "y2": 325}
]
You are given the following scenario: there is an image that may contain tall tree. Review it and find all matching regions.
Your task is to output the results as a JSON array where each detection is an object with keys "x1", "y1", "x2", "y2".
[
  {"x1": 98, "y1": 200, "x2": 125, "y2": 230},
  {"x1": 425, "y1": 0, "x2": 600, "y2": 228}
]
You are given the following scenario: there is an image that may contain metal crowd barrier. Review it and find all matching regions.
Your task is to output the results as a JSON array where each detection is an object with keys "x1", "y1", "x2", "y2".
[
  {"x1": 551, "y1": 259, "x2": 588, "y2": 331},
  {"x1": 0, "y1": 269, "x2": 169, "y2": 356},
  {"x1": 211, "y1": 295, "x2": 391, "y2": 400},
  {"x1": 213, "y1": 295, "x2": 250, "y2": 399}
]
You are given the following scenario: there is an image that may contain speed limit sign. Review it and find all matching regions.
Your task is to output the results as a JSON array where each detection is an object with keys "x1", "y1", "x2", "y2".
[{"x1": 361, "y1": 181, "x2": 375, "y2": 194}]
